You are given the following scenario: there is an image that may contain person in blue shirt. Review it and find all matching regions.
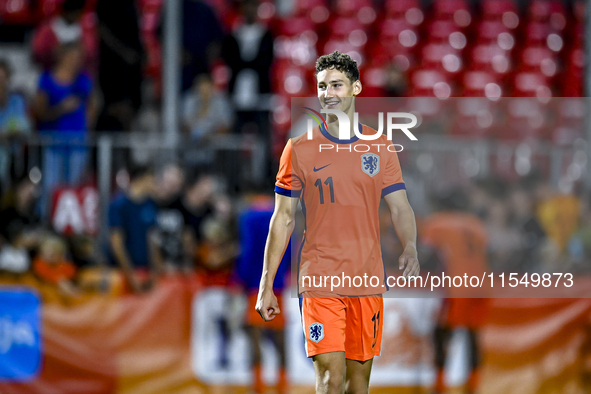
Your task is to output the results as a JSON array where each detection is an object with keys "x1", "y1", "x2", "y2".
[
  {"x1": 108, "y1": 165, "x2": 159, "y2": 293},
  {"x1": 0, "y1": 60, "x2": 31, "y2": 192},
  {"x1": 33, "y1": 41, "x2": 95, "y2": 216},
  {"x1": 235, "y1": 192, "x2": 291, "y2": 394}
]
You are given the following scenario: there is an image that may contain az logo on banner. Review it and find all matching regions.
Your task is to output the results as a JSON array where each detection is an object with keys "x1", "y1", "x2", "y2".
[{"x1": 0, "y1": 289, "x2": 42, "y2": 380}]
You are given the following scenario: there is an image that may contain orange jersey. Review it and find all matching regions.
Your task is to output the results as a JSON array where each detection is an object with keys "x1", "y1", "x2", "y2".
[
  {"x1": 275, "y1": 124, "x2": 405, "y2": 296},
  {"x1": 421, "y1": 212, "x2": 488, "y2": 278}
]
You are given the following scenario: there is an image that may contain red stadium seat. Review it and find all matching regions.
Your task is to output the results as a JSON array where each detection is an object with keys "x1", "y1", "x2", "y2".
[
  {"x1": 272, "y1": 60, "x2": 314, "y2": 96},
  {"x1": 384, "y1": 0, "x2": 423, "y2": 26},
  {"x1": 450, "y1": 98, "x2": 499, "y2": 138},
  {"x1": 275, "y1": 29, "x2": 318, "y2": 65},
  {"x1": 511, "y1": 71, "x2": 552, "y2": 98},
  {"x1": 481, "y1": 0, "x2": 518, "y2": 22},
  {"x1": 432, "y1": 0, "x2": 471, "y2": 27},
  {"x1": 409, "y1": 69, "x2": 453, "y2": 97},
  {"x1": 476, "y1": 20, "x2": 512, "y2": 45},
  {"x1": 561, "y1": 48, "x2": 584, "y2": 97},
  {"x1": 496, "y1": 98, "x2": 551, "y2": 141},
  {"x1": 461, "y1": 70, "x2": 503, "y2": 98},
  {"x1": 427, "y1": 19, "x2": 464, "y2": 42},
  {"x1": 470, "y1": 44, "x2": 512, "y2": 75},
  {"x1": 551, "y1": 98, "x2": 584, "y2": 144},
  {"x1": 527, "y1": 0, "x2": 566, "y2": 28},
  {"x1": 0, "y1": 0, "x2": 36, "y2": 24},
  {"x1": 376, "y1": 18, "x2": 419, "y2": 53},
  {"x1": 519, "y1": 46, "x2": 557, "y2": 77},
  {"x1": 278, "y1": 16, "x2": 315, "y2": 36},
  {"x1": 421, "y1": 43, "x2": 463, "y2": 75},
  {"x1": 524, "y1": 21, "x2": 553, "y2": 46},
  {"x1": 322, "y1": 37, "x2": 366, "y2": 66},
  {"x1": 328, "y1": 16, "x2": 366, "y2": 37}
]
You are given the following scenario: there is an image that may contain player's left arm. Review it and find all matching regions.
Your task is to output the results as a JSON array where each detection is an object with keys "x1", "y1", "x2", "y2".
[{"x1": 384, "y1": 190, "x2": 420, "y2": 278}]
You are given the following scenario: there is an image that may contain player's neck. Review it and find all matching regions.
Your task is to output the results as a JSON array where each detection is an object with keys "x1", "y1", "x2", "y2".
[{"x1": 326, "y1": 107, "x2": 357, "y2": 139}]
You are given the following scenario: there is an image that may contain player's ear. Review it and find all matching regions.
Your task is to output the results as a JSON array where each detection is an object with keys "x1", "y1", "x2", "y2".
[{"x1": 353, "y1": 80, "x2": 362, "y2": 96}]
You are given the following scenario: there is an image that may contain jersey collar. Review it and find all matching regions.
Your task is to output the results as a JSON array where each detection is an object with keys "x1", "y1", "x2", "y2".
[{"x1": 320, "y1": 123, "x2": 363, "y2": 144}]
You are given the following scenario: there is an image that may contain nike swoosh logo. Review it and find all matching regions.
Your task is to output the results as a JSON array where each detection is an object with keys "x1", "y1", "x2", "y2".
[{"x1": 313, "y1": 164, "x2": 331, "y2": 172}]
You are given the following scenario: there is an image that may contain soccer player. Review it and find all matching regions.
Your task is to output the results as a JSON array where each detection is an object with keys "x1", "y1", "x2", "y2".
[
  {"x1": 256, "y1": 51, "x2": 420, "y2": 394},
  {"x1": 421, "y1": 189, "x2": 490, "y2": 394}
]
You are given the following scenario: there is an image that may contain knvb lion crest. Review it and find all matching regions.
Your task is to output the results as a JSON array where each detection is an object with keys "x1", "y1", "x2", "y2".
[
  {"x1": 361, "y1": 153, "x2": 380, "y2": 177},
  {"x1": 309, "y1": 322, "x2": 324, "y2": 343}
]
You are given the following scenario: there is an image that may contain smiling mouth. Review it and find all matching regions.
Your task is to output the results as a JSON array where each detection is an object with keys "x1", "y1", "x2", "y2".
[{"x1": 325, "y1": 100, "x2": 339, "y2": 105}]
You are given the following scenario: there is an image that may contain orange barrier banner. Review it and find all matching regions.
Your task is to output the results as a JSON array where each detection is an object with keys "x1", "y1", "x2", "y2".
[{"x1": 0, "y1": 275, "x2": 590, "y2": 393}]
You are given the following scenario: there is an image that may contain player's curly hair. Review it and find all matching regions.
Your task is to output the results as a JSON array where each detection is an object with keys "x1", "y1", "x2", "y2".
[{"x1": 315, "y1": 51, "x2": 360, "y2": 83}]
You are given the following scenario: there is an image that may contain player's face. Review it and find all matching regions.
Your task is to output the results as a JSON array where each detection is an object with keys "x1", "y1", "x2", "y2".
[{"x1": 316, "y1": 68, "x2": 361, "y2": 112}]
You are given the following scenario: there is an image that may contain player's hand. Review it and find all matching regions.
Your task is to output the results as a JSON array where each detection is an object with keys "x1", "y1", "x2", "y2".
[
  {"x1": 255, "y1": 288, "x2": 281, "y2": 321},
  {"x1": 399, "y1": 243, "x2": 420, "y2": 279}
]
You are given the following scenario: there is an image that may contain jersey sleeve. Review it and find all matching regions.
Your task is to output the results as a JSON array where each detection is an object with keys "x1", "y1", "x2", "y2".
[
  {"x1": 275, "y1": 139, "x2": 302, "y2": 197},
  {"x1": 381, "y1": 144, "x2": 405, "y2": 197}
]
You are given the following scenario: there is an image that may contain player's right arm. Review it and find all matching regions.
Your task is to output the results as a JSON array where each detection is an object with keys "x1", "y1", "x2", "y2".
[{"x1": 256, "y1": 193, "x2": 298, "y2": 321}]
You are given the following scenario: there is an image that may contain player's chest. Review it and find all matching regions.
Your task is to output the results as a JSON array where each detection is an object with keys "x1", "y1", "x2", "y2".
[{"x1": 299, "y1": 149, "x2": 384, "y2": 197}]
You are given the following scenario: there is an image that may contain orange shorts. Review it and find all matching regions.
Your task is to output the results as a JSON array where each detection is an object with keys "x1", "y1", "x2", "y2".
[
  {"x1": 300, "y1": 294, "x2": 383, "y2": 361},
  {"x1": 246, "y1": 292, "x2": 286, "y2": 330},
  {"x1": 440, "y1": 298, "x2": 490, "y2": 329}
]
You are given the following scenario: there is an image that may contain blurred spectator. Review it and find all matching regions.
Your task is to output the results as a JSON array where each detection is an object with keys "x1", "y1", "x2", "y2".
[
  {"x1": 0, "y1": 59, "x2": 31, "y2": 190},
  {"x1": 151, "y1": 164, "x2": 193, "y2": 274},
  {"x1": 95, "y1": 0, "x2": 143, "y2": 132},
  {"x1": 485, "y1": 200, "x2": 522, "y2": 272},
  {"x1": 180, "y1": 174, "x2": 224, "y2": 244},
  {"x1": 422, "y1": 189, "x2": 490, "y2": 394},
  {"x1": 196, "y1": 216, "x2": 237, "y2": 286},
  {"x1": 33, "y1": 235, "x2": 79, "y2": 297},
  {"x1": 34, "y1": 41, "x2": 95, "y2": 216},
  {"x1": 509, "y1": 187, "x2": 547, "y2": 271},
  {"x1": 221, "y1": 0, "x2": 273, "y2": 136},
  {"x1": 536, "y1": 188, "x2": 580, "y2": 252},
  {"x1": 383, "y1": 63, "x2": 408, "y2": 97},
  {"x1": 179, "y1": 0, "x2": 224, "y2": 92},
  {"x1": 182, "y1": 73, "x2": 233, "y2": 141},
  {"x1": 31, "y1": 0, "x2": 97, "y2": 73},
  {"x1": 108, "y1": 165, "x2": 158, "y2": 293},
  {"x1": 236, "y1": 192, "x2": 290, "y2": 394},
  {"x1": 0, "y1": 176, "x2": 42, "y2": 274},
  {"x1": 567, "y1": 199, "x2": 591, "y2": 267},
  {"x1": 0, "y1": 176, "x2": 42, "y2": 249}
]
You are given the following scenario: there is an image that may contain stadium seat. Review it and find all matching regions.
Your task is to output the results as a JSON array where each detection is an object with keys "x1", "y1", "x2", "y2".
[
  {"x1": 470, "y1": 44, "x2": 512, "y2": 75},
  {"x1": 274, "y1": 29, "x2": 318, "y2": 65},
  {"x1": 0, "y1": 0, "x2": 36, "y2": 25},
  {"x1": 461, "y1": 70, "x2": 503, "y2": 98},
  {"x1": 511, "y1": 71, "x2": 552, "y2": 98},
  {"x1": 552, "y1": 98, "x2": 584, "y2": 144},
  {"x1": 450, "y1": 98, "x2": 498, "y2": 138},
  {"x1": 561, "y1": 48, "x2": 584, "y2": 97},
  {"x1": 376, "y1": 18, "x2": 419, "y2": 53},
  {"x1": 409, "y1": 69, "x2": 453, "y2": 97},
  {"x1": 432, "y1": 0, "x2": 471, "y2": 27},
  {"x1": 421, "y1": 43, "x2": 463, "y2": 75},
  {"x1": 272, "y1": 59, "x2": 314, "y2": 96},
  {"x1": 476, "y1": 20, "x2": 512, "y2": 44},
  {"x1": 496, "y1": 97, "x2": 551, "y2": 141},
  {"x1": 527, "y1": 0, "x2": 566, "y2": 28},
  {"x1": 480, "y1": 0, "x2": 518, "y2": 23},
  {"x1": 519, "y1": 46, "x2": 557, "y2": 77},
  {"x1": 384, "y1": 0, "x2": 423, "y2": 26},
  {"x1": 427, "y1": 19, "x2": 465, "y2": 42}
]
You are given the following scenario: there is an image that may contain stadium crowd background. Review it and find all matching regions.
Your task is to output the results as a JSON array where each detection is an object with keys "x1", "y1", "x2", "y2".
[{"x1": 0, "y1": 0, "x2": 590, "y2": 392}]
